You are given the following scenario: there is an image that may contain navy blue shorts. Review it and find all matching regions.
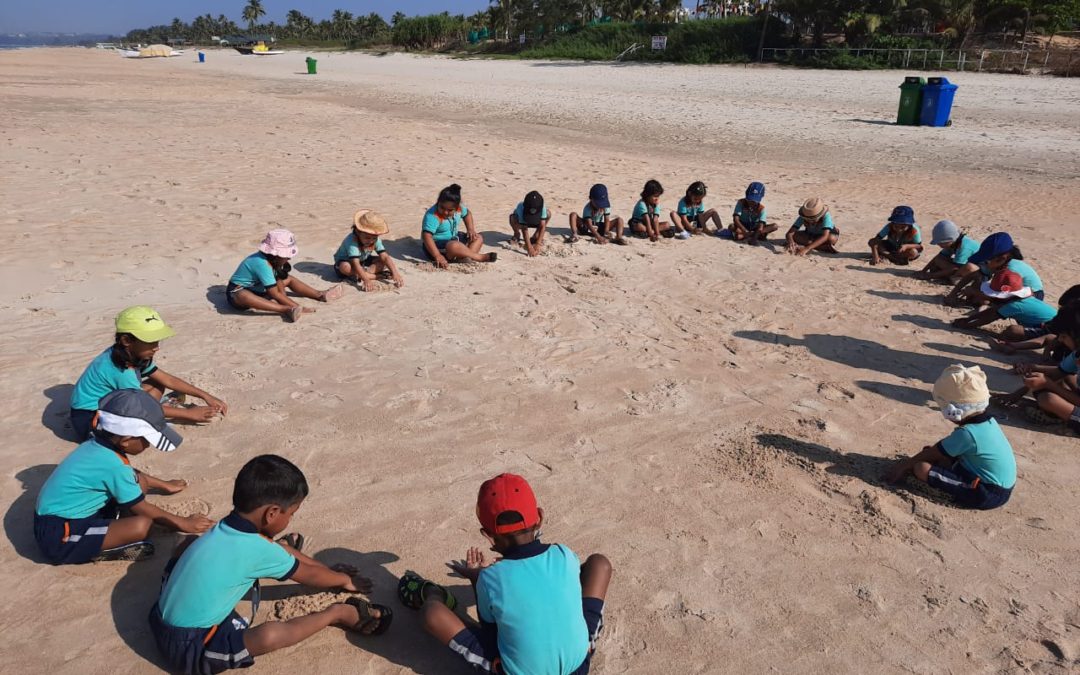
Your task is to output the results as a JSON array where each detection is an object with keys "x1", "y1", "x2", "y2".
[
  {"x1": 225, "y1": 282, "x2": 270, "y2": 311},
  {"x1": 34, "y1": 510, "x2": 113, "y2": 564},
  {"x1": 1033, "y1": 290, "x2": 1045, "y2": 301},
  {"x1": 70, "y1": 408, "x2": 96, "y2": 442},
  {"x1": 150, "y1": 603, "x2": 254, "y2": 675},
  {"x1": 425, "y1": 233, "x2": 470, "y2": 260},
  {"x1": 1023, "y1": 325, "x2": 1050, "y2": 340},
  {"x1": 926, "y1": 461, "x2": 1012, "y2": 510}
]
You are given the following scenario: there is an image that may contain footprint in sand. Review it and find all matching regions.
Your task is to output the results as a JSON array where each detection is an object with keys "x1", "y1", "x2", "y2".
[
  {"x1": 271, "y1": 592, "x2": 350, "y2": 621},
  {"x1": 167, "y1": 498, "x2": 211, "y2": 518}
]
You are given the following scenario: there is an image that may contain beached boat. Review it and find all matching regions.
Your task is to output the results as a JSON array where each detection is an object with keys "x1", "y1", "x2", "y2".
[
  {"x1": 118, "y1": 44, "x2": 183, "y2": 58},
  {"x1": 236, "y1": 41, "x2": 282, "y2": 56}
]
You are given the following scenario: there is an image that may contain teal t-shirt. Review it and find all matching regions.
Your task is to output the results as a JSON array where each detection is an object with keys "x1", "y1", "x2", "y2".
[
  {"x1": 36, "y1": 438, "x2": 144, "y2": 519},
  {"x1": 631, "y1": 200, "x2": 663, "y2": 222},
  {"x1": 159, "y1": 513, "x2": 299, "y2": 628},
  {"x1": 512, "y1": 202, "x2": 550, "y2": 223},
  {"x1": 581, "y1": 203, "x2": 609, "y2": 224},
  {"x1": 978, "y1": 259, "x2": 1043, "y2": 293},
  {"x1": 791, "y1": 211, "x2": 836, "y2": 237},
  {"x1": 939, "y1": 416, "x2": 1016, "y2": 489},
  {"x1": 333, "y1": 233, "x2": 385, "y2": 264},
  {"x1": 877, "y1": 223, "x2": 922, "y2": 245},
  {"x1": 677, "y1": 198, "x2": 705, "y2": 219},
  {"x1": 733, "y1": 199, "x2": 766, "y2": 226},
  {"x1": 997, "y1": 296, "x2": 1057, "y2": 327},
  {"x1": 70, "y1": 347, "x2": 158, "y2": 412},
  {"x1": 229, "y1": 252, "x2": 278, "y2": 293},
  {"x1": 476, "y1": 542, "x2": 589, "y2": 675},
  {"x1": 950, "y1": 234, "x2": 981, "y2": 265},
  {"x1": 1059, "y1": 351, "x2": 1078, "y2": 375},
  {"x1": 422, "y1": 204, "x2": 469, "y2": 244}
]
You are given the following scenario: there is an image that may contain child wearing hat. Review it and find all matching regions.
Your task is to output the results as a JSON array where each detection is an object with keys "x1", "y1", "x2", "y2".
[
  {"x1": 991, "y1": 284, "x2": 1080, "y2": 356},
  {"x1": 334, "y1": 210, "x2": 404, "y2": 291},
  {"x1": 568, "y1": 184, "x2": 626, "y2": 245},
  {"x1": 868, "y1": 206, "x2": 923, "y2": 265},
  {"x1": 228, "y1": 228, "x2": 344, "y2": 322},
  {"x1": 509, "y1": 191, "x2": 551, "y2": 257},
  {"x1": 945, "y1": 232, "x2": 1044, "y2": 307},
  {"x1": 914, "y1": 220, "x2": 980, "y2": 282},
  {"x1": 952, "y1": 269, "x2": 1057, "y2": 334},
  {"x1": 36, "y1": 389, "x2": 214, "y2": 565},
  {"x1": 671, "y1": 181, "x2": 721, "y2": 236},
  {"x1": 629, "y1": 179, "x2": 672, "y2": 241},
  {"x1": 149, "y1": 454, "x2": 391, "y2": 675},
  {"x1": 69, "y1": 306, "x2": 229, "y2": 441},
  {"x1": 404, "y1": 473, "x2": 612, "y2": 674},
  {"x1": 885, "y1": 365, "x2": 1016, "y2": 510},
  {"x1": 785, "y1": 198, "x2": 839, "y2": 255},
  {"x1": 422, "y1": 184, "x2": 497, "y2": 268},
  {"x1": 727, "y1": 181, "x2": 776, "y2": 245},
  {"x1": 995, "y1": 307, "x2": 1080, "y2": 432}
]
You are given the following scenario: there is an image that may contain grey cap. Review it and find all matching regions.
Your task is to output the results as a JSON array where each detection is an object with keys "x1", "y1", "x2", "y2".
[
  {"x1": 97, "y1": 389, "x2": 183, "y2": 452},
  {"x1": 930, "y1": 219, "x2": 960, "y2": 245}
]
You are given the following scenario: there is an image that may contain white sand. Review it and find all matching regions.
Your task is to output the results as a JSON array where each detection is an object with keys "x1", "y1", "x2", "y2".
[{"x1": 1, "y1": 48, "x2": 1079, "y2": 674}]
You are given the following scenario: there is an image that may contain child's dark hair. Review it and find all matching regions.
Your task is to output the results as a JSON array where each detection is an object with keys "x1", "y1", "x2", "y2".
[
  {"x1": 233, "y1": 454, "x2": 309, "y2": 513},
  {"x1": 641, "y1": 179, "x2": 663, "y2": 200},
  {"x1": 1051, "y1": 306, "x2": 1080, "y2": 342},
  {"x1": 686, "y1": 181, "x2": 707, "y2": 199},
  {"x1": 1005, "y1": 245, "x2": 1023, "y2": 261},
  {"x1": 437, "y1": 184, "x2": 462, "y2": 206},
  {"x1": 1059, "y1": 284, "x2": 1080, "y2": 308}
]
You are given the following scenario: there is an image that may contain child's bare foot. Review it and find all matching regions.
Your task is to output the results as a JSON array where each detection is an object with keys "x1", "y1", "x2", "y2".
[
  {"x1": 161, "y1": 479, "x2": 187, "y2": 495},
  {"x1": 321, "y1": 284, "x2": 345, "y2": 303},
  {"x1": 288, "y1": 306, "x2": 304, "y2": 323},
  {"x1": 989, "y1": 338, "x2": 1016, "y2": 354}
]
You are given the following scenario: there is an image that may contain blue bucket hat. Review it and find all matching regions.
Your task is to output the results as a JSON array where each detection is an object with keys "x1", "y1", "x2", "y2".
[
  {"x1": 745, "y1": 182, "x2": 765, "y2": 203},
  {"x1": 969, "y1": 232, "x2": 1013, "y2": 264},
  {"x1": 888, "y1": 205, "x2": 915, "y2": 226},
  {"x1": 589, "y1": 183, "x2": 610, "y2": 209}
]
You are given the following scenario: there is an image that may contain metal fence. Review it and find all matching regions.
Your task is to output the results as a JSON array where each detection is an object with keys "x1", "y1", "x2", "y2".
[{"x1": 760, "y1": 46, "x2": 1079, "y2": 76}]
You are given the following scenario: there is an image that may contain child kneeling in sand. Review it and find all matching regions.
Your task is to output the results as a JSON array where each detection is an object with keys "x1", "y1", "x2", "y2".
[
  {"x1": 68, "y1": 306, "x2": 229, "y2": 441},
  {"x1": 36, "y1": 389, "x2": 213, "y2": 564},
  {"x1": 334, "y1": 210, "x2": 404, "y2": 291},
  {"x1": 914, "y1": 220, "x2": 979, "y2": 282},
  {"x1": 228, "y1": 229, "x2": 344, "y2": 322},
  {"x1": 945, "y1": 232, "x2": 1045, "y2": 309},
  {"x1": 399, "y1": 473, "x2": 612, "y2": 674},
  {"x1": 868, "y1": 206, "x2": 923, "y2": 265},
  {"x1": 885, "y1": 365, "x2": 1015, "y2": 510},
  {"x1": 952, "y1": 269, "x2": 1056, "y2": 337},
  {"x1": 569, "y1": 184, "x2": 626, "y2": 245},
  {"x1": 785, "y1": 198, "x2": 839, "y2": 255},
  {"x1": 509, "y1": 191, "x2": 551, "y2": 257},
  {"x1": 726, "y1": 181, "x2": 776, "y2": 245},
  {"x1": 150, "y1": 454, "x2": 392, "y2": 675}
]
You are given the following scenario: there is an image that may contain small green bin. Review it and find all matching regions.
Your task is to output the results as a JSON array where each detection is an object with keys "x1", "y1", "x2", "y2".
[
  {"x1": 897, "y1": 76, "x2": 925, "y2": 126},
  {"x1": 305, "y1": 57, "x2": 317, "y2": 75}
]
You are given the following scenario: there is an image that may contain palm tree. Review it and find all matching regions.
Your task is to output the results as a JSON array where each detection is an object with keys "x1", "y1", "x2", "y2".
[{"x1": 242, "y1": 0, "x2": 266, "y2": 31}]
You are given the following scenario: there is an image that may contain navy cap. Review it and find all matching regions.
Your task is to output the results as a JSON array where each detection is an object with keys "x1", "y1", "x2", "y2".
[
  {"x1": 96, "y1": 389, "x2": 183, "y2": 452},
  {"x1": 745, "y1": 181, "x2": 765, "y2": 203},
  {"x1": 888, "y1": 205, "x2": 915, "y2": 226},
  {"x1": 588, "y1": 184, "x2": 610, "y2": 209},
  {"x1": 522, "y1": 191, "x2": 544, "y2": 226},
  {"x1": 970, "y1": 232, "x2": 1014, "y2": 264}
]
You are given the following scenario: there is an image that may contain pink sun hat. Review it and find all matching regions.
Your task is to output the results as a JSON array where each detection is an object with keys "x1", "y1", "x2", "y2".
[{"x1": 258, "y1": 228, "x2": 298, "y2": 258}]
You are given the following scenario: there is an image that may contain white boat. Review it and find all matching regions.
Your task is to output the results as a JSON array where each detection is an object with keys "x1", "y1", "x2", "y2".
[
  {"x1": 118, "y1": 44, "x2": 183, "y2": 58},
  {"x1": 252, "y1": 50, "x2": 285, "y2": 55}
]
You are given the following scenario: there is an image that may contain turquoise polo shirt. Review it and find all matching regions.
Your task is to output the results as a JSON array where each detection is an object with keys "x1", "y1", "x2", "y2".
[
  {"x1": 70, "y1": 347, "x2": 158, "y2": 412},
  {"x1": 949, "y1": 234, "x2": 981, "y2": 265},
  {"x1": 422, "y1": 204, "x2": 469, "y2": 245},
  {"x1": 333, "y1": 233, "x2": 385, "y2": 264},
  {"x1": 159, "y1": 512, "x2": 299, "y2": 628},
  {"x1": 791, "y1": 211, "x2": 836, "y2": 237},
  {"x1": 939, "y1": 415, "x2": 1016, "y2": 489},
  {"x1": 677, "y1": 198, "x2": 705, "y2": 219},
  {"x1": 997, "y1": 296, "x2": 1057, "y2": 327},
  {"x1": 581, "y1": 203, "x2": 609, "y2": 224},
  {"x1": 229, "y1": 252, "x2": 278, "y2": 293},
  {"x1": 476, "y1": 541, "x2": 589, "y2": 675},
  {"x1": 632, "y1": 200, "x2": 663, "y2": 221},
  {"x1": 733, "y1": 199, "x2": 766, "y2": 226},
  {"x1": 978, "y1": 259, "x2": 1043, "y2": 293},
  {"x1": 36, "y1": 437, "x2": 144, "y2": 519},
  {"x1": 1059, "y1": 352, "x2": 1078, "y2": 376},
  {"x1": 877, "y1": 223, "x2": 922, "y2": 245},
  {"x1": 512, "y1": 202, "x2": 550, "y2": 223}
]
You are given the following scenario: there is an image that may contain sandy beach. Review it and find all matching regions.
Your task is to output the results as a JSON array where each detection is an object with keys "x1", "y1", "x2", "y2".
[{"x1": 1, "y1": 47, "x2": 1079, "y2": 674}]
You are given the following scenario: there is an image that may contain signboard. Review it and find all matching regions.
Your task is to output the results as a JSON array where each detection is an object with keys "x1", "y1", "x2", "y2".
[
  {"x1": 519, "y1": 33, "x2": 526, "y2": 45},
  {"x1": 651, "y1": 35, "x2": 667, "y2": 50}
]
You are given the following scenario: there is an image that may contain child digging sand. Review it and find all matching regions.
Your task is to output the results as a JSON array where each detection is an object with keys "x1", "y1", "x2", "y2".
[
  {"x1": 990, "y1": 284, "x2": 1080, "y2": 356},
  {"x1": 334, "y1": 210, "x2": 404, "y2": 291},
  {"x1": 951, "y1": 268, "x2": 1056, "y2": 337},
  {"x1": 629, "y1": 179, "x2": 672, "y2": 241},
  {"x1": 785, "y1": 197, "x2": 839, "y2": 255},
  {"x1": 914, "y1": 220, "x2": 979, "y2": 283},
  {"x1": 868, "y1": 206, "x2": 923, "y2": 265},
  {"x1": 885, "y1": 365, "x2": 1015, "y2": 510},
  {"x1": 150, "y1": 454, "x2": 392, "y2": 675},
  {"x1": 400, "y1": 473, "x2": 612, "y2": 675},
  {"x1": 945, "y1": 232, "x2": 1045, "y2": 308},
  {"x1": 228, "y1": 228, "x2": 344, "y2": 322},
  {"x1": 509, "y1": 191, "x2": 550, "y2": 257},
  {"x1": 568, "y1": 184, "x2": 626, "y2": 245},
  {"x1": 671, "y1": 181, "x2": 721, "y2": 236},
  {"x1": 727, "y1": 181, "x2": 776, "y2": 245},
  {"x1": 68, "y1": 306, "x2": 228, "y2": 441},
  {"x1": 36, "y1": 389, "x2": 214, "y2": 564},
  {"x1": 422, "y1": 184, "x2": 497, "y2": 268}
]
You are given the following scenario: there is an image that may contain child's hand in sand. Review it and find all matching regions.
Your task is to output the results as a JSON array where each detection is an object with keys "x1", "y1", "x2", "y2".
[
  {"x1": 449, "y1": 547, "x2": 492, "y2": 582},
  {"x1": 434, "y1": 254, "x2": 449, "y2": 269},
  {"x1": 392, "y1": 274, "x2": 404, "y2": 288},
  {"x1": 181, "y1": 515, "x2": 214, "y2": 534},
  {"x1": 203, "y1": 395, "x2": 228, "y2": 416},
  {"x1": 593, "y1": 234, "x2": 607, "y2": 245},
  {"x1": 332, "y1": 564, "x2": 374, "y2": 594},
  {"x1": 185, "y1": 406, "x2": 221, "y2": 423},
  {"x1": 1023, "y1": 372, "x2": 1048, "y2": 391},
  {"x1": 160, "y1": 478, "x2": 187, "y2": 495},
  {"x1": 1013, "y1": 362, "x2": 1035, "y2": 376},
  {"x1": 361, "y1": 277, "x2": 376, "y2": 292},
  {"x1": 990, "y1": 338, "x2": 1016, "y2": 354}
]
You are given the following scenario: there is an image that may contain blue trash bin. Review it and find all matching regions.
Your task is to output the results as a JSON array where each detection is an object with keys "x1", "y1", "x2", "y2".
[
  {"x1": 920, "y1": 77, "x2": 957, "y2": 127},
  {"x1": 198, "y1": 51, "x2": 205, "y2": 63}
]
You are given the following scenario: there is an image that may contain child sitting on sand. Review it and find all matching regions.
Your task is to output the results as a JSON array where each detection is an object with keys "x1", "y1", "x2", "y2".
[
  {"x1": 400, "y1": 473, "x2": 612, "y2": 675},
  {"x1": 952, "y1": 269, "x2": 1057, "y2": 335},
  {"x1": 629, "y1": 179, "x2": 672, "y2": 241},
  {"x1": 727, "y1": 181, "x2": 776, "y2": 245},
  {"x1": 69, "y1": 306, "x2": 228, "y2": 441},
  {"x1": 36, "y1": 389, "x2": 214, "y2": 564},
  {"x1": 422, "y1": 184, "x2": 497, "y2": 268},
  {"x1": 150, "y1": 454, "x2": 392, "y2": 675},
  {"x1": 334, "y1": 210, "x2": 404, "y2": 291},
  {"x1": 671, "y1": 181, "x2": 721, "y2": 236},
  {"x1": 785, "y1": 198, "x2": 839, "y2": 255},
  {"x1": 990, "y1": 284, "x2": 1080, "y2": 356},
  {"x1": 509, "y1": 191, "x2": 550, "y2": 257},
  {"x1": 568, "y1": 184, "x2": 626, "y2": 245},
  {"x1": 914, "y1": 220, "x2": 979, "y2": 282},
  {"x1": 868, "y1": 206, "x2": 923, "y2": 265},
  {"x1": 885, "y1": 365, "x2": 1015, "y2": 510},
  {"x1": 228, "y1": 229, "x2": 344, "y2": 322},
  {"x1": 945, "y1": 232, "x2": 1044, "y2": 307}
]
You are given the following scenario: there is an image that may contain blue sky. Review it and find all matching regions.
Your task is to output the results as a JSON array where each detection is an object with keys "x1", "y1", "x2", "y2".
[{"x1": 0, "y1": 1, "x2": 492, "y2": 35}]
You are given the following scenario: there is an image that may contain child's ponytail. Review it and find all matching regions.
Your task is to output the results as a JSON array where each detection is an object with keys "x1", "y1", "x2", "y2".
[
  {"x1": 686, "y1": 181, "x2": 707, "y2": 200},
  {"x1": 1010, "y1": 245, "x2": 1024, "y2": 261},
  {"x1": 438, "y1": 184, "x2": 463, "y2": 206}
]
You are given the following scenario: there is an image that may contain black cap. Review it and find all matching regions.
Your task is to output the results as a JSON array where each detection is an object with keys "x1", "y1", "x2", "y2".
[{"x1": 522, "y1": 191, "x2": 544, "y2": 226}]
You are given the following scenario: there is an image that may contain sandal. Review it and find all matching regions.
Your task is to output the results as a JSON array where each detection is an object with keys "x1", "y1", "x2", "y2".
[
  {"x1": 397, "y1": 571, "x2": 458, "y2": 611},
  {"x1": 92, "y1": 540, "x2": 155, "y2": 562},
  {"x1": 322, "y1": 284, "x2": 345, "y2": 303},
  {"x1": 344, "y1": 597, "x2": 393, "y2": 636},
  {"x1": 288, "y1": 306, "x2": 303, "y2": 323},
  {"x1": 1025, "y1": 406, "x2": 1064, "y2": 426},
  {"x1": 276, "y1": 533, "x2": 305, "y2": 552}
]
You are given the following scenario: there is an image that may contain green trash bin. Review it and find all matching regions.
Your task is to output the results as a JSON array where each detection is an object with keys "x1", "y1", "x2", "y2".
[
  {"x1": 897, "y1": 76, "x2": 925, "y2": 126},
  {"x1": 305, "y1": 57, "x2": 317, "y2": 75}
]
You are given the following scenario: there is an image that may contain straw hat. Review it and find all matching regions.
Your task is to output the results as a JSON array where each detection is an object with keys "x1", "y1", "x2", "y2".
[
  {"x1": 799, "y1": 198, "x2": 828, "y2": 220},
  {"x1": 353, "y1": 210, "x2": 390, "y2": 236}
]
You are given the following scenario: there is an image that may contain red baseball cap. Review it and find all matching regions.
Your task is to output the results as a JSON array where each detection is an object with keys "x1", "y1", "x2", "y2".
[{"x1": 476, "y1": 474, "x2": 540, "y2": 535}]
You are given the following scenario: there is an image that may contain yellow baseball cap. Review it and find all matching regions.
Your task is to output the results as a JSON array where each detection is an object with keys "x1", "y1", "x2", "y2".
[{"x1": 114, "y1": 306, "x2": 176, "y2": 342}]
